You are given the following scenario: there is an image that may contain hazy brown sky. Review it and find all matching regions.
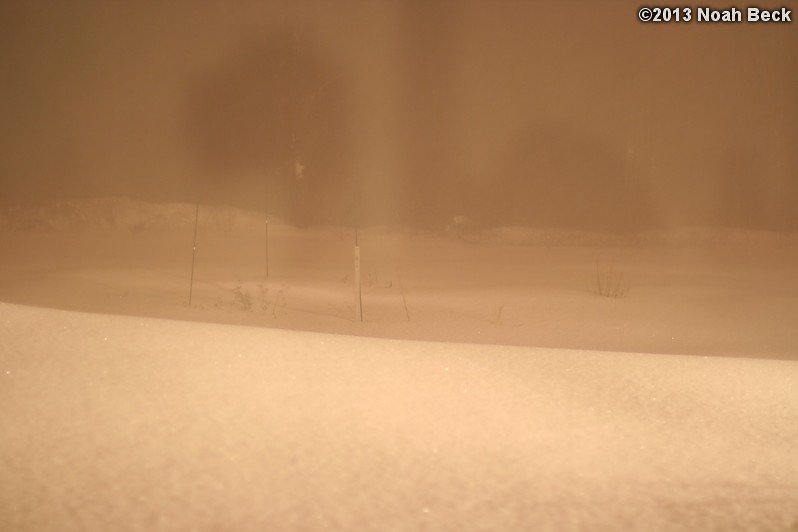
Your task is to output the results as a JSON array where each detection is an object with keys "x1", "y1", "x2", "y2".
[{"x1": 1, "y1": 0, "x2": 796, "y2": 229}]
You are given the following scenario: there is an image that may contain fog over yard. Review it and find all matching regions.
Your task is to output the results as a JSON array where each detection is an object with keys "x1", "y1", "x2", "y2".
[{"x1": 1, "y1": 1, "x2": 797, "y2": 530}]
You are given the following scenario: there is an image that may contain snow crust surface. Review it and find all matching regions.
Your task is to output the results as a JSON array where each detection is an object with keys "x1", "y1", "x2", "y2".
[{"x1": 2, "y1": 302, "x2": 797, "y2": 531}]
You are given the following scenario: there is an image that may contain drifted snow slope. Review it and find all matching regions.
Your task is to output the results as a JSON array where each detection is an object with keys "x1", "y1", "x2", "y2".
[{"x1": 1, "y1": 302, "x2": 797, "y2": 531}]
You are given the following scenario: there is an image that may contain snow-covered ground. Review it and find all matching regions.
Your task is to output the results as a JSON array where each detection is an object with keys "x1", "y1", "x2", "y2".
[
  {"x1": 2, "y1": 198, "x2": 798, "y2": 530},
  {"x1": 2, "y1": 302, "x2": 797, "y2": 531},
  {"x1": 1, "y1": 198, "x2": 796, "y2": 359}
]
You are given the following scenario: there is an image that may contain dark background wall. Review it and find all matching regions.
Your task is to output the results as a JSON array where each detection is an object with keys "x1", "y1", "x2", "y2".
[{"x1": 1, "y1": 0, "x2": 796, "y2": 230}]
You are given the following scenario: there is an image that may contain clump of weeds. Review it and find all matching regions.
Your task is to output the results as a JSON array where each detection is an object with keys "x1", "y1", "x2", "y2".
[{"x1": 592, "y1": 264, "x2": 628, "y2": 299}]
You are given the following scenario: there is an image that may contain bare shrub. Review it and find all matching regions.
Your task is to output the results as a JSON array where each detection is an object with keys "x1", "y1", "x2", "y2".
[
  {"x1": 231, "y1": 282, "x2": 253, "y2": 311},
  {"x1": 592, "y1": 264, "x2": 628, "y2": 299}
]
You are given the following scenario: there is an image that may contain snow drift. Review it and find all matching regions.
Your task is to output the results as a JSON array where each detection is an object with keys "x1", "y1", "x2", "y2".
[{"x1": 2, "y1": 302, "x2": 797, "y2": 531}]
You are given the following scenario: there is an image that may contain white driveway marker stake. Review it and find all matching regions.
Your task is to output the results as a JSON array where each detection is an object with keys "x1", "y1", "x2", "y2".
[{"x1": 354, "y1": 244, "x2": 363, "y2": 322}]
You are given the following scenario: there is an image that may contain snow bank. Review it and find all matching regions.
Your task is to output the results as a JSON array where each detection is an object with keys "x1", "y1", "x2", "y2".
[
  {"x1": 0, "y1": 198, "x2": 269, "y2": 232},
  {"x1": 2, "y1": 302, "x2": 797, "y2": 531},
  {"x1": 468, "y1": 226, "x2": 798, "y2": 248},
  {"x1": 3, "y1": 198, "x2": 796, "y2": 249}
]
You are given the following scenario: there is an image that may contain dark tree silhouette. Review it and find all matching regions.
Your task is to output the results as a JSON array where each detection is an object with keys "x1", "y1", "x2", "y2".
[
  {"x1": 483, "y1": 122, "x2": 650, "y2": 233},
  {"x1": 187, "y1": 27, "x2": 349, "y2": 224}
]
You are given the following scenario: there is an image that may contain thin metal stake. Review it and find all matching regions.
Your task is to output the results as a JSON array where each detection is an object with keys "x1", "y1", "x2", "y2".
[
  {"x1": 265, "y1": 182, "x2": 270, "y2": 279},
  {"x1": 352, "y1": 196, "x2": 362, "y2": 321},
  {"x1": 265, "y1": 215, "x2": 270, "y2": 278},
  {"x1": 354, "y1": 244, "x2": 363, "y2": 322},
  {"x1": 188, "y1": 202, "x2": 200, "y2": 305}
]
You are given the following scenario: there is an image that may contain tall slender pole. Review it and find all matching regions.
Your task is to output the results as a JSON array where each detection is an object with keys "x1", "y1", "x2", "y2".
[
  {"x1": 188, "y1": 202, "x2": 200, "y2": 305},
  {"x1": 354, "y1": 244, "x2": 362, "y2": 322},
  {"x1": 265, "y1": 179, "x2": 270, "y2": 279},
  {"x1": 353, "y1": 194, "x2": 362, "y2": 322},
  {"x1": 265, "y1": 215, "x2": 270, "y2": 278}
]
